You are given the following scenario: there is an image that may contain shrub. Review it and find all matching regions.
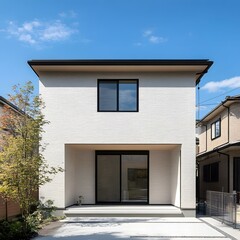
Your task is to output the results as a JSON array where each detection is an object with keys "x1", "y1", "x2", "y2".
[
  {"x1": 0, "y1": 219, "x2": 37, "y2": 240},
  {"x1": 0, "y1": 199, "x2": 57, "y2": 239}
]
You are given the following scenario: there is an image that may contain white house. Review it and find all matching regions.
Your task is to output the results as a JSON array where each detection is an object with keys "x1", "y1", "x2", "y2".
[{"x1": 28, "y1": 59, "x2": 213, "y2": 217}]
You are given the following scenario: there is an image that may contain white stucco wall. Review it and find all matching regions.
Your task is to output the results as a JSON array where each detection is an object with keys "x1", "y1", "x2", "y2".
[
  {"x1": 149, "y1": 150, "x2": 171, "y2": 204},
  {"x1": 170, "y1": 147, "x2": 181, "y2": 207},
  {"x1": 39, "y1": 71, "x2": 196, "y2": 209},
  {"x1": 65, "y1": 146, "x2": 77, "y2": 206},
  {"x1": 75, "y1": 150, "x2": 95, "y2": 204}
]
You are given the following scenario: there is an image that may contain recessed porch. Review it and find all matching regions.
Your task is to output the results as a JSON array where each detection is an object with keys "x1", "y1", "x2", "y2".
[{"x1": 65, "y1": 144, "x2": 181, "y2": 209}]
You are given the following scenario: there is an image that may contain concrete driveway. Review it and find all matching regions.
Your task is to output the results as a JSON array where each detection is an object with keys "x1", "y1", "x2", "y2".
[{"x1": 34, "y1": 217, "x2": 240, "y2": 240}]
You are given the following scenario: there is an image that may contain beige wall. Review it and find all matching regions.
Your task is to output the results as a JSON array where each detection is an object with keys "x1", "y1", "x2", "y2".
[
  {"x1": 198, "y1": 102, "x2": 240, "y2": 154},
  {"x1": 230, "y1": 103, "x2": 240, "y2": 142},
  {"x1": 198, "y1": 108, "x2": 228, "y2": 154}
]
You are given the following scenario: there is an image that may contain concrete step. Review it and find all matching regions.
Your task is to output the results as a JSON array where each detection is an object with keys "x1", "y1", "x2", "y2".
[{"x1": 64, "y1": 205, "x2": 183, "y2": 217}]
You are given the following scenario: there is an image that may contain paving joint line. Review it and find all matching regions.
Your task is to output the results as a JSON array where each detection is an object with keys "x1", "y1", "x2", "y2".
[
  {"x1": 199, "y1": 218, "x2": 238, "y2": 240},
  {"x1": 131, "y1": 236, "x2": 227, "y2": 239}
]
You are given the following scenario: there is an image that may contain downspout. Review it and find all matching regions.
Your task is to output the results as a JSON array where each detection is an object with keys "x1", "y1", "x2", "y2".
[{"x1": 216, "y1": 150, "x2": 230, "y2": 193}]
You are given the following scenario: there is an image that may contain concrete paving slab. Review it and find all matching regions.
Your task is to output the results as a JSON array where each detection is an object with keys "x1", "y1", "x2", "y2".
[{"x1": 34, "y1": 217, "x2": 239, "y2": 240}]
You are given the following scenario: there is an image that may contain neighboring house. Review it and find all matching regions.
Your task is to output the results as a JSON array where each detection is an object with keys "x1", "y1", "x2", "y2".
[
  {"x1": 28, "y1": 59, "x2": 213, "y2": 217},
  {"x1": 196, "y1": 95, "x2": 240, "y2": 201},
  {"x1": 0, "y1": 96, "x2": 22, "y2": 220}
]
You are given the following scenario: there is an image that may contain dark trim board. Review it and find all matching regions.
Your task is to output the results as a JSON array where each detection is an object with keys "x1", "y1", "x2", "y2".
[
  {"x1": 95, "y1": 150, "x2": 149, "y2": 205},
  {"x1": 28, "y1": 59, "x2": 213, "y2": 66}
]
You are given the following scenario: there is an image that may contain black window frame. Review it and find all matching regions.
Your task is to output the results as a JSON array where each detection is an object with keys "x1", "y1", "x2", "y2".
[
  {"x1": 211, "y1": 118, "x2": 221, "y2": 140},
  {"x1": 95, "y1": 150, "x2": 149, "y2": 204},
  {"x1": 97, "y1": 79, "x2": 139, "y2": 112}
]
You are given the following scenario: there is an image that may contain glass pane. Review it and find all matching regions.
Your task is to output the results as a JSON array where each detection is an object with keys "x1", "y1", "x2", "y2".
[
  {"x1": 215, "y1": 121, "x2": 220, "y2": 137},
  {"x1": 121, "y1": 155, "x2": 148, "y2": 202},
  {"x1": 119, "y1": 81, "x2": 137, "y2": 111},
  {"x1": 211, "y1": 124, "x2": 215, "y2": 139},
  {"x1": 97, "y1": 155, "x2": 120, "y2": 202},
  {"x1": 99, "y1": 81, "x2": 117, "y2": 111}
]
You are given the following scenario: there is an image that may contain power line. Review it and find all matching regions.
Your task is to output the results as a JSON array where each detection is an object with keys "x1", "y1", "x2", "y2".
[
  {"x1": 196, "y1": 103, "x2": 220, "y2": 106},
  {"x1": 199, "y1": 87, "x2": 240, "y2": 104}
]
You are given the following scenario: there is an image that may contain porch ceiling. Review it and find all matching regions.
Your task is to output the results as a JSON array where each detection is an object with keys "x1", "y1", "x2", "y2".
[{"x1": 66, "y1": 144, "x2": 180, "y2": 151}]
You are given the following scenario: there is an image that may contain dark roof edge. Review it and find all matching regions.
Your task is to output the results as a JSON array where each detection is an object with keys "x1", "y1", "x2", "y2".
[
  {"x1": 196, "y1": 60, "x2": 213, "y2": 85},
  {"x1": 28, "y1": 59, "x2": 213, "y2": 66},
  {"x1": 197, "y1": 96, "x2": 240, "y2": 124},
  {"x1": 197, "y1": 141, "x2": 240, "y2": 159},
  {"x1": 0, "y1": 96, "x2": 24, "y2": 115},
  {"x1": 28, "y1": 59, "x2": 213, "y2": 83}
]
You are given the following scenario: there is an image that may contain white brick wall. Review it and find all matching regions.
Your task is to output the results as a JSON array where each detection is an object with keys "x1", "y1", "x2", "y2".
[{"x1": 39, "y1": 71, "x2": 196, "y2": 209}]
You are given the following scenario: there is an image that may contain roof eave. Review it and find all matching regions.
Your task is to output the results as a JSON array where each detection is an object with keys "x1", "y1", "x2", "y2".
[
  {"x1": 197, "y1": 97, "x2": 240, "y2": 125},
  {"x1": 28, "y1": 59, "x2": 213, "y2": 85}
]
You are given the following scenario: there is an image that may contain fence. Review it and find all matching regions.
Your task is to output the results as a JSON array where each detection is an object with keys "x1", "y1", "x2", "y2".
[
  {"x1": 0, "y1": 196, "x2": 21, "y2": 220},
  {"x1": 206, "y1": 190, "x2": 239, "y2": 229}
]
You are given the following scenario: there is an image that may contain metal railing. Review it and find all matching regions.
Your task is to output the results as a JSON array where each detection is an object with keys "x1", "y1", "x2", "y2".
[{"x1": 206, "y1": 190, "x2": 239, "y2": 229}]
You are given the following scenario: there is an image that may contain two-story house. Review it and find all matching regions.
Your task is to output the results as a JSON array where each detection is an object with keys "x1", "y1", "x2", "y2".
[
  {"x1": 197, "y1": 95, "x2": 240, "y2": 201},
  {"x1": 28, "y1": 59, "x2": 213, "y2": 217}
]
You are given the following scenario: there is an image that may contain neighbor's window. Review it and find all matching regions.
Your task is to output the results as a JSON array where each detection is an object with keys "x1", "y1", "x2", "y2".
[
  {"x1": 98, "y1": 80, "x2": 138, "y2": 112},
  {"x1": 211, "y1": 119, "x2": 221, "y2": 140},
  {"x1": 203, "y1": 162, "x2": 219, "y2": 182}
]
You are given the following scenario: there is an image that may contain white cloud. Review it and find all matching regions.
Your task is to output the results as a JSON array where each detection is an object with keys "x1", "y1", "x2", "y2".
[
  {"x1": 59, "y1": 10, "x2": 77, "y2": 18},
  {"x1": 149, "y1": 35, "x2": 166, "y2": 44},
  {"x1": 18, "y1": 21, "x2": 41, "y2": 32},
  {"x1": 202, "y1": 76, "x2": 240, "y2": 92},
  {"x1": 142, "y1": 29, "x2": 167, "y2": 44},
  {"x1": 4, "y1": 18, "x2": 77, "y2": 45},
  {"x1": 19, "y1": 33, "x2": 36, "y2": 44},
  {"x1": 143, "y1": 30, "x2": 153, "y2": 37},
  {"x1": 40, "y1": 22, "x2": 74, "y2": 41}
]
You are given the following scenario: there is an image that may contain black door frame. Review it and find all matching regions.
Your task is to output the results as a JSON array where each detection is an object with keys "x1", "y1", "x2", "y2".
[{"x1": 95, "y1": 150, "x2": 149, "y2": 204}]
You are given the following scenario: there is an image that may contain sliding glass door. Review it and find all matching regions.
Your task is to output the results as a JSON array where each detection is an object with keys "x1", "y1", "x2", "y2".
[
  {"x1": 97, "y1": 155, "x2": 120, "y2": 202},
  {"x1": 96, "y1": 151, "x2": 148, "y2": 204}
]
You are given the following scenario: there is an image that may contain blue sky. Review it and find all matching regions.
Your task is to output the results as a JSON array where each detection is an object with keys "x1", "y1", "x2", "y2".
[{"x1": 0, "y1": 0, "x2": 240, "y2": 119}]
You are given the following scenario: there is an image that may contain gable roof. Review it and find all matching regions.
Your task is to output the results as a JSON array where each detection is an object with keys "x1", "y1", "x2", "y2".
[
  {"x1": 28, "y1": 59, "x2": 213, "y2": 85},
  {"x1": 197, "y1": 95, "x2": 240, "y2": 125},
  {"x1": 0, "y1": 96, "x2": 24, "y2": 115}
]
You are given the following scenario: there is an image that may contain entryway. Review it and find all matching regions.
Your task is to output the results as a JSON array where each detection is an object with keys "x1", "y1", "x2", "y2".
[{"x1": 96, "y1": 151, "x2": 149, "y2": 204}]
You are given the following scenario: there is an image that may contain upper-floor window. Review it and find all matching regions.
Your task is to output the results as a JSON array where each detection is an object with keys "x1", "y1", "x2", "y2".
[
  {"x1": 211, "y1": 119, "x2": 221, "y2": 140},
  {"x1": 98, "y1": 80, "x2": 138, "y2": 112}
]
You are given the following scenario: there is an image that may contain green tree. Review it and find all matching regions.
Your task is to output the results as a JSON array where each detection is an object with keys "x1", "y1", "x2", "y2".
[{"x1": 0, "y1": 81, "x2": 60, "y2": 222}]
